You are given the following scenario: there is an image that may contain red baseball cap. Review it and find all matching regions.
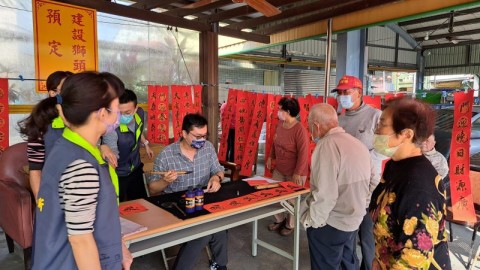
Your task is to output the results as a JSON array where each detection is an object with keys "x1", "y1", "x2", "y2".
[{"x1": 332, "y1": 75, "x2": 363, "y2": 92}]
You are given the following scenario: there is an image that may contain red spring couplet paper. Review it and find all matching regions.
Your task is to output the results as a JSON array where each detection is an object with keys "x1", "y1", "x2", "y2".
[
  {"x1": 171, "y1": 85, "x2": 191, "y2": 141},
  {"x1": 363, "y1": 95, "x2": 382, "y2": 109},
  {"x1": 384, "y1": 93, "x2": 405, "y2": 102},
  {"x1": 240, "y1": 93, "x2": 267, "y2": 176},
  {"x1": 192, "y1": 85, "x2": 202, "y2": 114},
  {"x1": 264, "y1": 94, "x2": 281, "y2": 177},
  {"x1": 449, "y1": 91, "x2": 476, "y2": 222},
  {"x1": 203, "y1": 187, "x2": 296, "y2": 213},
  {"x1": 0, "y1": 78, "x2": 8, "y2": 152},
  {"x1": 218, "y1": 89, "x2": 237, "y2": 161},
  {"x1": 246, "y1": 180, "x2": 269, "y2": 186},
  {"x1": 264, "y1": 94, "x2": 276, "y2": 177},
  {"x1": 234, "y1": 91, "x2": 255, "y2": 165},
  {"x1": 147, "y1": 85, "x2": 169, "y2": 145},
  {"x1": 119, "y1": 202, "x2": 148, "y2": 216}
]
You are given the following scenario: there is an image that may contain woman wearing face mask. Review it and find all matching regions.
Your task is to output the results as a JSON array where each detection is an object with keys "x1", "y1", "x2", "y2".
[
  {"x1": 32, "y1": 71, "x2": 132, "y2": 270},
  {"x1": 369, "y1": 98, "x2": 451, "y2": 270},
  {"x1": 266, "y1": 97, "x2": 310, "y2": 236}
]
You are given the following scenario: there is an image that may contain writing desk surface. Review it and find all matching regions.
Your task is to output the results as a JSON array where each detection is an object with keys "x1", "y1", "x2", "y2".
[{"x1": 121, "y1": 188, "x2": 309, "y2": 241}]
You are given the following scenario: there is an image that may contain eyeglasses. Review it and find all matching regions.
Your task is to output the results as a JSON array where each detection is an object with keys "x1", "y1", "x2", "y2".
[{"x1": 189, "y1": 133, "x2": 208, "y2": 140}]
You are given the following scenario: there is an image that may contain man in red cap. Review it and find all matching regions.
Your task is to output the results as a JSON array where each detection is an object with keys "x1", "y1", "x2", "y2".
[{"x1": 332, "y1": 75, "x2": 386, "y2": 270}]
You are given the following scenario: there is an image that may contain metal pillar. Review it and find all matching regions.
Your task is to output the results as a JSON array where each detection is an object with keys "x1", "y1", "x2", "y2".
[{"x1": 323, "y1": 18, "x2": 333, "y2": 102}]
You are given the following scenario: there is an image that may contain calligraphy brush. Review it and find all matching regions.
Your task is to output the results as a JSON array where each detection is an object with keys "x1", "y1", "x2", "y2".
[{"x1": 148, "y1": 171, "x2": 193, "y2": 175}]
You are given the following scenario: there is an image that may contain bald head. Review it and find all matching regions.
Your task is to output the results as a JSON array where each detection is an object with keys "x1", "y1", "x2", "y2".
[
  {"x1": 309, "y1": 103, "x2": 338, "y2": 138},
  {"x1": 421, "y1": 134, "x2": 436, "y2": 153}
]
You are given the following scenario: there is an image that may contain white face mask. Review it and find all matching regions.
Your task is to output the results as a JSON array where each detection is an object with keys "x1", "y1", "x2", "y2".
[
  {"x1": 338, "y1": 95, "x2": 355, "y2": 109},
  {"x1": 277, "y1": 111, "x2": 285, "y2": 121},
  {"x1": 310, "y1": 124, "x2": 321, "y2": 143},
  {"x1": 373, "y1": 134, "x2": 401, "y2": 157}
]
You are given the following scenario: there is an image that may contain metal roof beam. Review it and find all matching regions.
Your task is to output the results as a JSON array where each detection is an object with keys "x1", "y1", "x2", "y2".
[{"x1": 398, "y1": 6, "x2": 480, "y2": 26}]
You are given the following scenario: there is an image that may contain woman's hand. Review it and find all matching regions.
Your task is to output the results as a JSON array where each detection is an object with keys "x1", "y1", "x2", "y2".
[
  {"x1": 292, "y1": 174, "x2": 303, "y2": 185},
  {"x1": 99, "y1": 145, "x2": 118, "y2": 168},
  {"x1": 122, "y1": 241, "x2": 133, "y2": 270}
]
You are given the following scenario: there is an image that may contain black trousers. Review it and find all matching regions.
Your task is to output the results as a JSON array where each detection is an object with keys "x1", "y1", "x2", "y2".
[
  {"x1": 226, "y1": 128, "x2": 235, "y2": 162},
  {"x1": 173, "y1": 231, "x2": 228, "y2": 270},
  {"x1": 119, "y1": 164, "x2": 147, "y2": 202}
]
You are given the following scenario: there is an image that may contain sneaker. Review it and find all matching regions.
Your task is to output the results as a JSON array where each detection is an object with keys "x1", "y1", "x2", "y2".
[{"x1": 209, "y1": 261, "x2": 227, "y2": 270}]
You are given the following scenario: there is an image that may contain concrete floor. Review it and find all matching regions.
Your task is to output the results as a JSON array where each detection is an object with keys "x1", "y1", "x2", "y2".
[{"x1": 1, "y1": 156, "x2": 480, "y2": 269}]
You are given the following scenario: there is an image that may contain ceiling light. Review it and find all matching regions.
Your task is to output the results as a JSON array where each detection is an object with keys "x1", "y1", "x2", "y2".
[{"x1": 424, "y1": 34, "x2": 429, "y2": 41}]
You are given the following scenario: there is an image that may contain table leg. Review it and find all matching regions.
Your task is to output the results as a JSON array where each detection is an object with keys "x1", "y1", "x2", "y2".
[
  {"x1": 252, "y1": 220, "x2": 258, "y2": 256},
  {"x1": 293, "y1": 196, "x2": 300, "y2": 270}
]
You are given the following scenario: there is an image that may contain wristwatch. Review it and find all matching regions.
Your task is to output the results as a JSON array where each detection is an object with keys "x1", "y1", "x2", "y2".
[{"x1": 143, "y1": 140, "x2": 149, "y2": 147}]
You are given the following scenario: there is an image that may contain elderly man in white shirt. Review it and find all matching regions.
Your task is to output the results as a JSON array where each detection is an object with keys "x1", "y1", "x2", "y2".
[
  {"x1": 301, "y1": 103, "x2": 371, "y2": 270},
  {"x1": 421, "y1": 134, "x2": 449, "y2": 179}
]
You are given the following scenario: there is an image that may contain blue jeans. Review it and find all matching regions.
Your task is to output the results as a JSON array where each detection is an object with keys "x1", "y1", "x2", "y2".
[
  {"x1": 307, "y1": 224, "x2": 357, "y2": 270},
  {"x1": 355, "y1": 210, "x2": 375, "y2": 270}
]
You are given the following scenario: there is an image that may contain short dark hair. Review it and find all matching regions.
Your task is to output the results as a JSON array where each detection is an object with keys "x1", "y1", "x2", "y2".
[
  {"x1": 182, "y1": 113, "x2": 208, "y2": 132},
  {"x1": 278, "y1": 97, "x2": 300, "y2": 117},
  {"x1": 61, "y1": 71, "x2": 120, "y2": 126},
  {"x1": 119, "y1": 89, "x2": 137, "y2": 106},
  {"x1": 385, "y1": 97, "x2": 435, "y2": 144},
  {"x1": 46, "y1": 71, "x2": 73, "y2": 91}
]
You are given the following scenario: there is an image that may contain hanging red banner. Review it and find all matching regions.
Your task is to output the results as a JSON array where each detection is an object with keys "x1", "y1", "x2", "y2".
[
  {"x1": 449, "y1": 91, "x2": 476, "y2": 222},
  {"x1": 0, "y1": 78, "x2": 8, "y2": 153},
  {"x1": 297, "y1": 95, "x2": 310, "y2": 132},
  {"x1": 327, "y1": 97, "x2": 338, "y2": 111},
  {"x1": 218, "y1": 89, "x2": 237, "y2": 161},
  {"x1": 385, "y1": 93, "x2": 405, "y2": 102},
  {"x1": 234, "y1": 91, "x2": 248, "y2": 164},
  {"x1": 309, "y1": 95, "x2": 323, "y2": 106},
  {"x1": 171, "y1": 85, "x2": 190, "y2": 141},
  {"x1": 147, "y1": 85, "x2": 169, "y2": 145},
  {"x1": 156, "y1": 86, "x2": 169, "y2": 145},
  {"x1": 264, "y1": 94, "x2": 281, "y2": 177},
  {"x1": 192, "y1": 85, "x2": 202, "y2": 114},
  {"x1": 240, "y1": 93, "x2": 267, "y2": 176},
  {"x1": 363, "y1": 95, "x2": 382, "y2": 109}
]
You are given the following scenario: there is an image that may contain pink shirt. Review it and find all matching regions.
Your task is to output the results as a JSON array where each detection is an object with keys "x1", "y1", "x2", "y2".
[{"x1": 270, "y1": 121, "x2": 310, "y2": 176}]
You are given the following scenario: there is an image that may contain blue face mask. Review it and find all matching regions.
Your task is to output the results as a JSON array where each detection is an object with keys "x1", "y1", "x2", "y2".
[
  {"x1": 338, "y1": 95, "x2": 355, "y2": 109},
  {"x1": 120, "y1": 114, "x2": 134, "y2": 125},
  {"x1": 191, "y1": 139, "x2": 206, "y2": 149}
]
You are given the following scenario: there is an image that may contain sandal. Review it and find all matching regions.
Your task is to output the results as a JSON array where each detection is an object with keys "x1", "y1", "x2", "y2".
[
  {"x1": 267, "y1": 219, "x2": 285, "y2": 231},
  {"x1": 280, "y1": 225, "x2": 294, "y2": 236}
]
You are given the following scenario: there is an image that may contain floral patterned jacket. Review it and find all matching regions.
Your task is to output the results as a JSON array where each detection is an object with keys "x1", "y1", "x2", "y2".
[{"x1": 369, "y1": 155, "x2": 451, "y2": 270}]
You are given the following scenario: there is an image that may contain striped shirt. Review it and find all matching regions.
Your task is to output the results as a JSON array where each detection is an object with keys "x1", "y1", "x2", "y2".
[
  {"x1": 58, "y1": 159, "x2": 99, "y2": 236},
  {"x1": 27, "y1": 141, "x2": 46, "y2": 170}
]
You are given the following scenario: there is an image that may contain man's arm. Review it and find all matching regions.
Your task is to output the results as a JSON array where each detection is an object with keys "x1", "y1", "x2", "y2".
[
  {"x1": 148, "y1": 150, "x2": 177, "y2": 195},
  {"x1": 303, "y1": 139, "x2": 340, "y2": 228}
]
